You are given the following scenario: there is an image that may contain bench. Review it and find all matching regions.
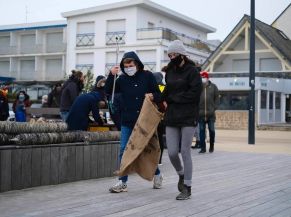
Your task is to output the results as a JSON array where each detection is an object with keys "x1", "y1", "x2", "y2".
[{"x1": 26, "y1": 107, "x2": 61, "y2": 120}]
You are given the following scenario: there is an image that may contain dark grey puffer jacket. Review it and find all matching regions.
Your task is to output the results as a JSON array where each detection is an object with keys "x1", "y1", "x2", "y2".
[
  {"x1": 199, "y1": 81, "x2": 219, "y2": 121},
  {"x1": 162, "y1": 62, "x2": 202, "y2": 127}
]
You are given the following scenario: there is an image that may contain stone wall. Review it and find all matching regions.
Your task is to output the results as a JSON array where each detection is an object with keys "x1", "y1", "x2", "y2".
[{"x1": 215, "y1": 110, "x2": 249, "y2": 130}]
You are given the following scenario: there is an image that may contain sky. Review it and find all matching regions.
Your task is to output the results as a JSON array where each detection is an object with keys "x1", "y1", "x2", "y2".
[{"x1": 0, "y1": 0, "x2": 290, "y2": 40}]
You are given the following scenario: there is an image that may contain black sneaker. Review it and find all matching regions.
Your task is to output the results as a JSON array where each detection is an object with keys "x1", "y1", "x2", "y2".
[
  {"x1": 199, "y1": 149, "x2": 206, "y2": 154},
  {"x1": 178, "y1": 175, "x2": 184, "y2": 192},
  {"x1": 176, "y1": 185, "x2": 191, "y2": 200}
]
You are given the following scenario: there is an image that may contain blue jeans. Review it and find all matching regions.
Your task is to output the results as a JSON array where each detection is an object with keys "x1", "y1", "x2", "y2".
[
  {"x1": 119, "y1": 126, "x2": 160, "y2": 183},
  {"x1": 199, "y1": 118, "x2": 215, "y2": 151},
  {"x1": 60, "y1": 111, "x2": 69, "y2": 122}
]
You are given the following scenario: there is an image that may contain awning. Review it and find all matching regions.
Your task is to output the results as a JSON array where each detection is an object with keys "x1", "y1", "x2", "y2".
[{"x1": 0, "y1": 76, "x2": 15, "y2": 84}]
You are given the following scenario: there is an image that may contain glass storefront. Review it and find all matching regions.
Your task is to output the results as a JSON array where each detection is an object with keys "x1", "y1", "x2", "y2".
[{"x1": 218, "y1": 91, "x2": 249, "y2": 110}]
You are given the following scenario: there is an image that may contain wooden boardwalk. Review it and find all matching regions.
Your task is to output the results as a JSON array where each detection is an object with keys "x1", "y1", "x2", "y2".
[{"x1": 0, "y1": 148, "x2": 291, "y2": 217}]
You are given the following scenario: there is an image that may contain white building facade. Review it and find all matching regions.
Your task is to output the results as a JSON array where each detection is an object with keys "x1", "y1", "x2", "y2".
[
  {"x1": 62, "y1": 0, "x2": 217, "y2": 77},
  {"x1": 0, "y1": 21, "x2": 67, "y2": 99},
  {"x1": 0, "y1": 21, "x2": 67, "y2": 81}
]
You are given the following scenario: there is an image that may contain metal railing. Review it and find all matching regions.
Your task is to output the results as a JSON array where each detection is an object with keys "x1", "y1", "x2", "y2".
[
  {"x1": 143, "y1": 62, "x2": 156, "y2": 72},
  {"x1": 106, "y1": 31, "x2": 126, "y2": 45},
  {"x1": 105, "y1": 63, "x2": 115, "y2": 75},
  {"x1": 0, "y1": 47, "x2": 11, "y2": 55},
  {"x1": 20, "y1": 44, "x2": 43, "y2": 54},
  {"x1": 137, "y1": 27, "x2": 213, "y2": 53},
  {"x1": 75, "y1": 64, "x2": 94, "y2": 72},
  {"x1": 76, "y1": 33, "x2": 95, "y2": 47},
  {"x1": 46, "y1": 43, "x2": 66, "y2": 53}
]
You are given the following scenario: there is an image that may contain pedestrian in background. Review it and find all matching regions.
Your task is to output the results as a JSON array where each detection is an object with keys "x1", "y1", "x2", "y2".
[
  {"x1": 0, "y1": 87, "x2": 9, "y2": 121},
  {"x1": 47, "y1": 83, "x2": 62, "y2": 107},
  {"x1": 60, "y1": 70, "x2": 84, "y2": 121},
  {"x1": 13, "y1": 91, "x2": 32, "y2": 122},
  {"x1": 198, "y1": 71, "x2": 219, "y2": 153}
]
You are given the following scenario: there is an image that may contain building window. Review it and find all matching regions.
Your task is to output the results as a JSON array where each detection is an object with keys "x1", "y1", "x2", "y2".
[
  {"x1": 0, "y1": 36, "x2": 10, "y2": 54},
  {"x1": 76, "y1": 22, "x2": 95, "y2": 47},
  {"x1": 136, "y1": 50, "x2": 156, "y2": 72},
  {"x1": 106, "y1": 19, "x2": 126, "y2": 45},
  {"x1": 76, "y1": 53, "x2": 94, "y2": 73},
  {"x1": 20, "y1": 34, "x2": 36, "y2": 54},
  {"x1": 0, "y1": 60, "x2": 10, "y2": 76},
  {"x1": 45, "y1": 59, "x2": 63, "y2": 80},
  {"x1": 105, "y1": 51, "x2": 124, "y2": 75},
  {"x1": 218, "y1": 91, "x2": 249, "y2": 110},
  {"x1": 261, "y1": 90, "x2": 267, "y2": 109},
  {"x1": 232, "y1": 59, "x2": 249, "y2": 72},
  {"x1": 46, "y1": 32, "x2": 65, "y2": 52},
  {"x1": 20, "y1": 59, "x2": 35, "y2": 80},
  {"x1": 259, "y1": 58, "x2": 282, "y2": 71},
  {"x1": 269, "y1": 92, "x2": 273, "y2": 109}
]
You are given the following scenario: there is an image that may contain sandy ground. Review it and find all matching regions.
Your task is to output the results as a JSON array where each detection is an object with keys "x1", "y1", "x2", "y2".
[{"x1": 203, "y1": 129, "x2": 291, "y2": 155}]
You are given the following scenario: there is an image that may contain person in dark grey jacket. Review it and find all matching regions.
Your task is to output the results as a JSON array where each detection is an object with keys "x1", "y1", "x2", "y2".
[
  {"x1": 198, "y1": 71, "x2": 219, "y2": 153},
  {"x1": 60, "y1": 70, "x2": 84, "y2": 121},
  {"x1": 162, "y1": 40, "x2": 202, "y2": 200}
]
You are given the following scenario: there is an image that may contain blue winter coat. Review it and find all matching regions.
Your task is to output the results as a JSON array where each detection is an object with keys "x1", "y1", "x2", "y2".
[
  {"x1": 105, "y1": 51, "x2": 160, "y2": 128},
  {"x1": 66, "y1": 92, "x2": 102, "y2": 131}
]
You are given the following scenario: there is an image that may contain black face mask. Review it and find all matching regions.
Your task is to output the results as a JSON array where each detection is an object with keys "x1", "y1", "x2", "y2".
[{"x1": 170, "y1": 55, "x2": 183, "y2": 66}]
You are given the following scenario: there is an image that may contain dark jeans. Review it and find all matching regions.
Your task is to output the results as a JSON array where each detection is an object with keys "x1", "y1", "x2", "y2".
[
  {"x1": 157, "y1": 121, "x2": 165, "y2": 164},
  {"x1": 199, "y1": 118, "x2": 215, "y2": 151}
]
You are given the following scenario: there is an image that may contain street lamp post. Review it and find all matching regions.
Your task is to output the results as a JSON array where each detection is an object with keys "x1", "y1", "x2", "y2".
[{"x1": 248, "y1": 0, "x2": 255, "y2": 144}]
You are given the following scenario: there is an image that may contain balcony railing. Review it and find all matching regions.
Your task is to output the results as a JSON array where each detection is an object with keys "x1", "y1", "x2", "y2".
[
  {"x1": 76, "y1": 64, "x2": 93, "y2": 73},
  {"x1": 0, "y1": 47, "x2": 11, "y2": 55},
  {"x1": 0, "y1": 46, "x2": 19, "y2": 55},
  {"x1": 137, "y1": 27, "x2": 213, "y2": 53},
  {"x1": 143, "y1": 62, "x2": 156, "y2": 72},
  {"x1": 106, "y1": 31, "x2": 126, "y2": 45},
  {"x1": 76, "y1": 33, "x2": 95, "y2": 47},
  {"x1": 105, "y1": 63, "x2": 115, "y2": 75},
  {"x1": 46, "y1": 43, "x2": 66, "y2": 53},
  {"x1": 20, "y1": 44, "x2": 44, "y2": 54}
]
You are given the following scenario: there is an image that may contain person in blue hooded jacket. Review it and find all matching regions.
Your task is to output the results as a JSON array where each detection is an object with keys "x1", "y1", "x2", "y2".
[
  {"x1": 66, "y1": 91, "x2": 104, "y2": 131},
  {"x1": 105, "y1": 51, "x2": 163, "y2": 193}
]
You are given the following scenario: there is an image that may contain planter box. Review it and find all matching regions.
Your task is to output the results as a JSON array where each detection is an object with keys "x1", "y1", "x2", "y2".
[{"x1": 0, "y1": 141, "x2": 119, "y2": 193}]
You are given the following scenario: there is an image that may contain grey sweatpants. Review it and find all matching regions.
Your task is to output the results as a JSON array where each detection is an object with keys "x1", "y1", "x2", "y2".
[{"x1": 166, "y1": 126, "x2": 195, "y2": 187}]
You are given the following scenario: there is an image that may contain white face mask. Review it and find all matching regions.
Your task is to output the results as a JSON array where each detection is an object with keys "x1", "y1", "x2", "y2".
[
  {"x1": 124, "y1": 66, "x2": 137, "y2": 76},
  {"x1": 202, "y1": 78, "x2": 208, "y2": 84}
]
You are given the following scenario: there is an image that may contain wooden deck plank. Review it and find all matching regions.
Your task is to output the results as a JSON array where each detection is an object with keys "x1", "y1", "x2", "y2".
[
  {"x1": 50, "y1": 146, "x2": 59, "y2": 185},
  {"x1": 0, "y1": 150, "x2": 11, "y2": 192},
  {"x1": 41, "y1": 147, "x2": 51, "y2": 185},
  {"x1": 31, "y1": 148, "x2": 41, "y2": 187}
]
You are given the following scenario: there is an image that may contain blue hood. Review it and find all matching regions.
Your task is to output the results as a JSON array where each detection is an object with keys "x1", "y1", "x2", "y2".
[{"x1": 120, "y1": 51, "x2": 144, "y2": 74}]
